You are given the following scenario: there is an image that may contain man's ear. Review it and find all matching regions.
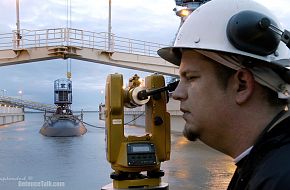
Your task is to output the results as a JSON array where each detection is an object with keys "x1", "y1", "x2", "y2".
[{"x1": 233, "y1": 69, "x2": 255, "y2": 105}]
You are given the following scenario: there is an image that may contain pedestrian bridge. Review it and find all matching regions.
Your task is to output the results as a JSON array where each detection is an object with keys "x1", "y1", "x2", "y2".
[
  {"x1": 0, "y1": 28, "x2": 179, "y2": 76},
  {"x1": 0, "y1": 28, "x2": 182, "y2": 129},
  {"x1": 0, "y1": 95, "x2": 56, "y2": 112}
]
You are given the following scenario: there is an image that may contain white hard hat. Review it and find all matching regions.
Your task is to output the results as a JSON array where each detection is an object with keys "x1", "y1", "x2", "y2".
[{"x1": 158, "y1": 0, "x2": 290, "y2": 81}]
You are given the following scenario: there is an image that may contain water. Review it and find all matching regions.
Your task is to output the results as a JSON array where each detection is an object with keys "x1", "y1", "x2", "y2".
[{"x1": 0, "y1": 112, "x2": 235, "y2": 190}]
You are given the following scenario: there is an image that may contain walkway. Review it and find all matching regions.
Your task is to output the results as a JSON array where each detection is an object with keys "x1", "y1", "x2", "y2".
[
  {"x1": 0, "y1": 96, "x2": 56, "y2": 112},
  {"x1": 0, "y1": 28, "x2": 179, "y2": 76}
]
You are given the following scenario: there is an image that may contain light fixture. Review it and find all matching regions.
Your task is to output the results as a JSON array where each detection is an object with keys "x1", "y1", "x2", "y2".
[{"x1": 176, "y1": 8, "x2": 192, "y2": 17}]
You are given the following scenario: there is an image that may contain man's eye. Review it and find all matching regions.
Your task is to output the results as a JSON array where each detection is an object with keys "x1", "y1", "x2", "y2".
[{"x1": 186, "y1": 76, "x2": 198, "y2": 81}]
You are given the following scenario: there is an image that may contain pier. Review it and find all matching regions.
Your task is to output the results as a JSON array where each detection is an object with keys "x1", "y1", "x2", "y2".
[{"x1": 0, "y1": 103, "x2": 24, "y2": 125}]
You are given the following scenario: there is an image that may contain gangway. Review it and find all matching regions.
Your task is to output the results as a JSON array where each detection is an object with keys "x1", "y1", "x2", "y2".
[
  {"x1": 0, "y1": 96, "x2": 56, "y2": 112},
  {"x1": 0, "y1": 28, "x2": 179, "y2": 76}
]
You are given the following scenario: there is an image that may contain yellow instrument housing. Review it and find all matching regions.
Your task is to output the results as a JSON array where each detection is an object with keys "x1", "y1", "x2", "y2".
[{"x1": 105, "y1": 73, "x2": 171, "y2": 189}]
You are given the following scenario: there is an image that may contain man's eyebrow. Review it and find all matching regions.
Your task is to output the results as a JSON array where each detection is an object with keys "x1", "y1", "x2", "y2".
[
  {"x1": 179, "y1": 70, "x2": 186, "y2": 77},
  {"x1": 180, "y1": 70, "x2": 199, "y2": 76}
]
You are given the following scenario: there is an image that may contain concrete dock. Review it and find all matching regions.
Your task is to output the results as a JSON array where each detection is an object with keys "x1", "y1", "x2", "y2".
[{"x1": 0, "y1": 104, "x2": 24, "y2": 125}]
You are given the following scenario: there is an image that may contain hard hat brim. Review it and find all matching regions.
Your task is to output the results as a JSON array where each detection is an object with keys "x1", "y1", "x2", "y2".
[
  {"x1": 158, "y1": 47, "x2": 183, "y2": 66},
  {"x1": 270, "y1": 59, "x2": 290, "y2": 83}
]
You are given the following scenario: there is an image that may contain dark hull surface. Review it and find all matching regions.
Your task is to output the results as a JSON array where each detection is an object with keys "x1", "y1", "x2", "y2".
[{"x1": 40, "y1": 115, "x2": 87, "y2": 137}]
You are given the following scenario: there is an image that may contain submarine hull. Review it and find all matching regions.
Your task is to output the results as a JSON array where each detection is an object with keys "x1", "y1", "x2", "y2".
[{"x1": 40, "y1": 115, "x2": 87, "y2": 137}]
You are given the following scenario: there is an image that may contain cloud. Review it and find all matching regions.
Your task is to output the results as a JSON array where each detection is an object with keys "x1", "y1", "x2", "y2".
[{"x1": 0, "y1": 0, "x2": 179, "y2": 44}]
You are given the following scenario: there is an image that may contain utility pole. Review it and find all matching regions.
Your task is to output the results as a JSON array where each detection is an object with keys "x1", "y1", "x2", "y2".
[
  {"x1": 108, "y1": 0, "x2": 112, "y2": 51},
  {"x1": 16, "y1": 0, "x2": 21, "y2": 48}
]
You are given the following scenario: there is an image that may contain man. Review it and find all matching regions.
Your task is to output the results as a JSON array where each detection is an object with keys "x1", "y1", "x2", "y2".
[{"x1": 158, "y1": 0, "x2": 290, "y2": 189}]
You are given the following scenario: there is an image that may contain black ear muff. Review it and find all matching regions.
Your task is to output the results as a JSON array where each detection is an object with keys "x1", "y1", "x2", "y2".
[{"x1": 227, "y1": 10, "x2": 281, "y2": 56}]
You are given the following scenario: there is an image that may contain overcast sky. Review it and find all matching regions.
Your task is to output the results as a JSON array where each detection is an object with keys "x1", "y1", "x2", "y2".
[{"x1": 0, "y1": 0, "x2": 289, "y2": 111}]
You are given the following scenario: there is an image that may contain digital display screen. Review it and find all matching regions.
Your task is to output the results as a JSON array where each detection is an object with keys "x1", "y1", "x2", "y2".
[
  {"x1": 132, "y1": 146, "x2": 150, "y2": 153},
  {"x1": 127, "y1": 143, "x2": 156, "y2": 166}
]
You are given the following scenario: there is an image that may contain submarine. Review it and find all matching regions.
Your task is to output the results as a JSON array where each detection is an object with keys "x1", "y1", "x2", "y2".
[{"x1": 40, "y1": 78, "x2": 87, "y2": 137}]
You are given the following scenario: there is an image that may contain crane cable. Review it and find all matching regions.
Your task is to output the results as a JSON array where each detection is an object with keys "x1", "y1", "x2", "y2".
[{"x1": 66, "y1": 0, "x2": 72, "y2": 79}]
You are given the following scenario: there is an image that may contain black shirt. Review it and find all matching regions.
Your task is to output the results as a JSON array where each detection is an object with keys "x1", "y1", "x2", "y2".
[{"x1": 228, "y1": 111, "x2": 290, "y2": 190}]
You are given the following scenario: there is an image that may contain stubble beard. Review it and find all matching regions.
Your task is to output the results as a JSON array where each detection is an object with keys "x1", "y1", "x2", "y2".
[{"x1": 183, "y1": 125, "x2": 199, "y2": 141}]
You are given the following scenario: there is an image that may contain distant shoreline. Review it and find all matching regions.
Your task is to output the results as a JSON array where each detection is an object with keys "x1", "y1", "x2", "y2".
[{"x1": 24, "y1": 110, "x2": 99, "y2": 113}]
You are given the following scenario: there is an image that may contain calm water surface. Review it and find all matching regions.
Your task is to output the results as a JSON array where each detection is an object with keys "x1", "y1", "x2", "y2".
[{"x1": 0, "y1": 112, "x2": 235, "y2": 190}]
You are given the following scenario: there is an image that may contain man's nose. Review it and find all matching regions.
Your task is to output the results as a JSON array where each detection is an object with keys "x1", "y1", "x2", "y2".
[{"x1": 172, "y1": 82, "x2": 187, "y2": 101}]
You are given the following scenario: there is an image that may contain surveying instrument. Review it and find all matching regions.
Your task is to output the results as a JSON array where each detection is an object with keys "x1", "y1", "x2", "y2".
[{"x1": 102, "y1": 73, "x2": 178, "y2": 190}]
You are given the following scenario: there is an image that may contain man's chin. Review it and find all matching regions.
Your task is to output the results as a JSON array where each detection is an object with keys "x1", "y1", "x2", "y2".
[{"x1": 183, "y1": 127, "x2": 199, "y2": 141}]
